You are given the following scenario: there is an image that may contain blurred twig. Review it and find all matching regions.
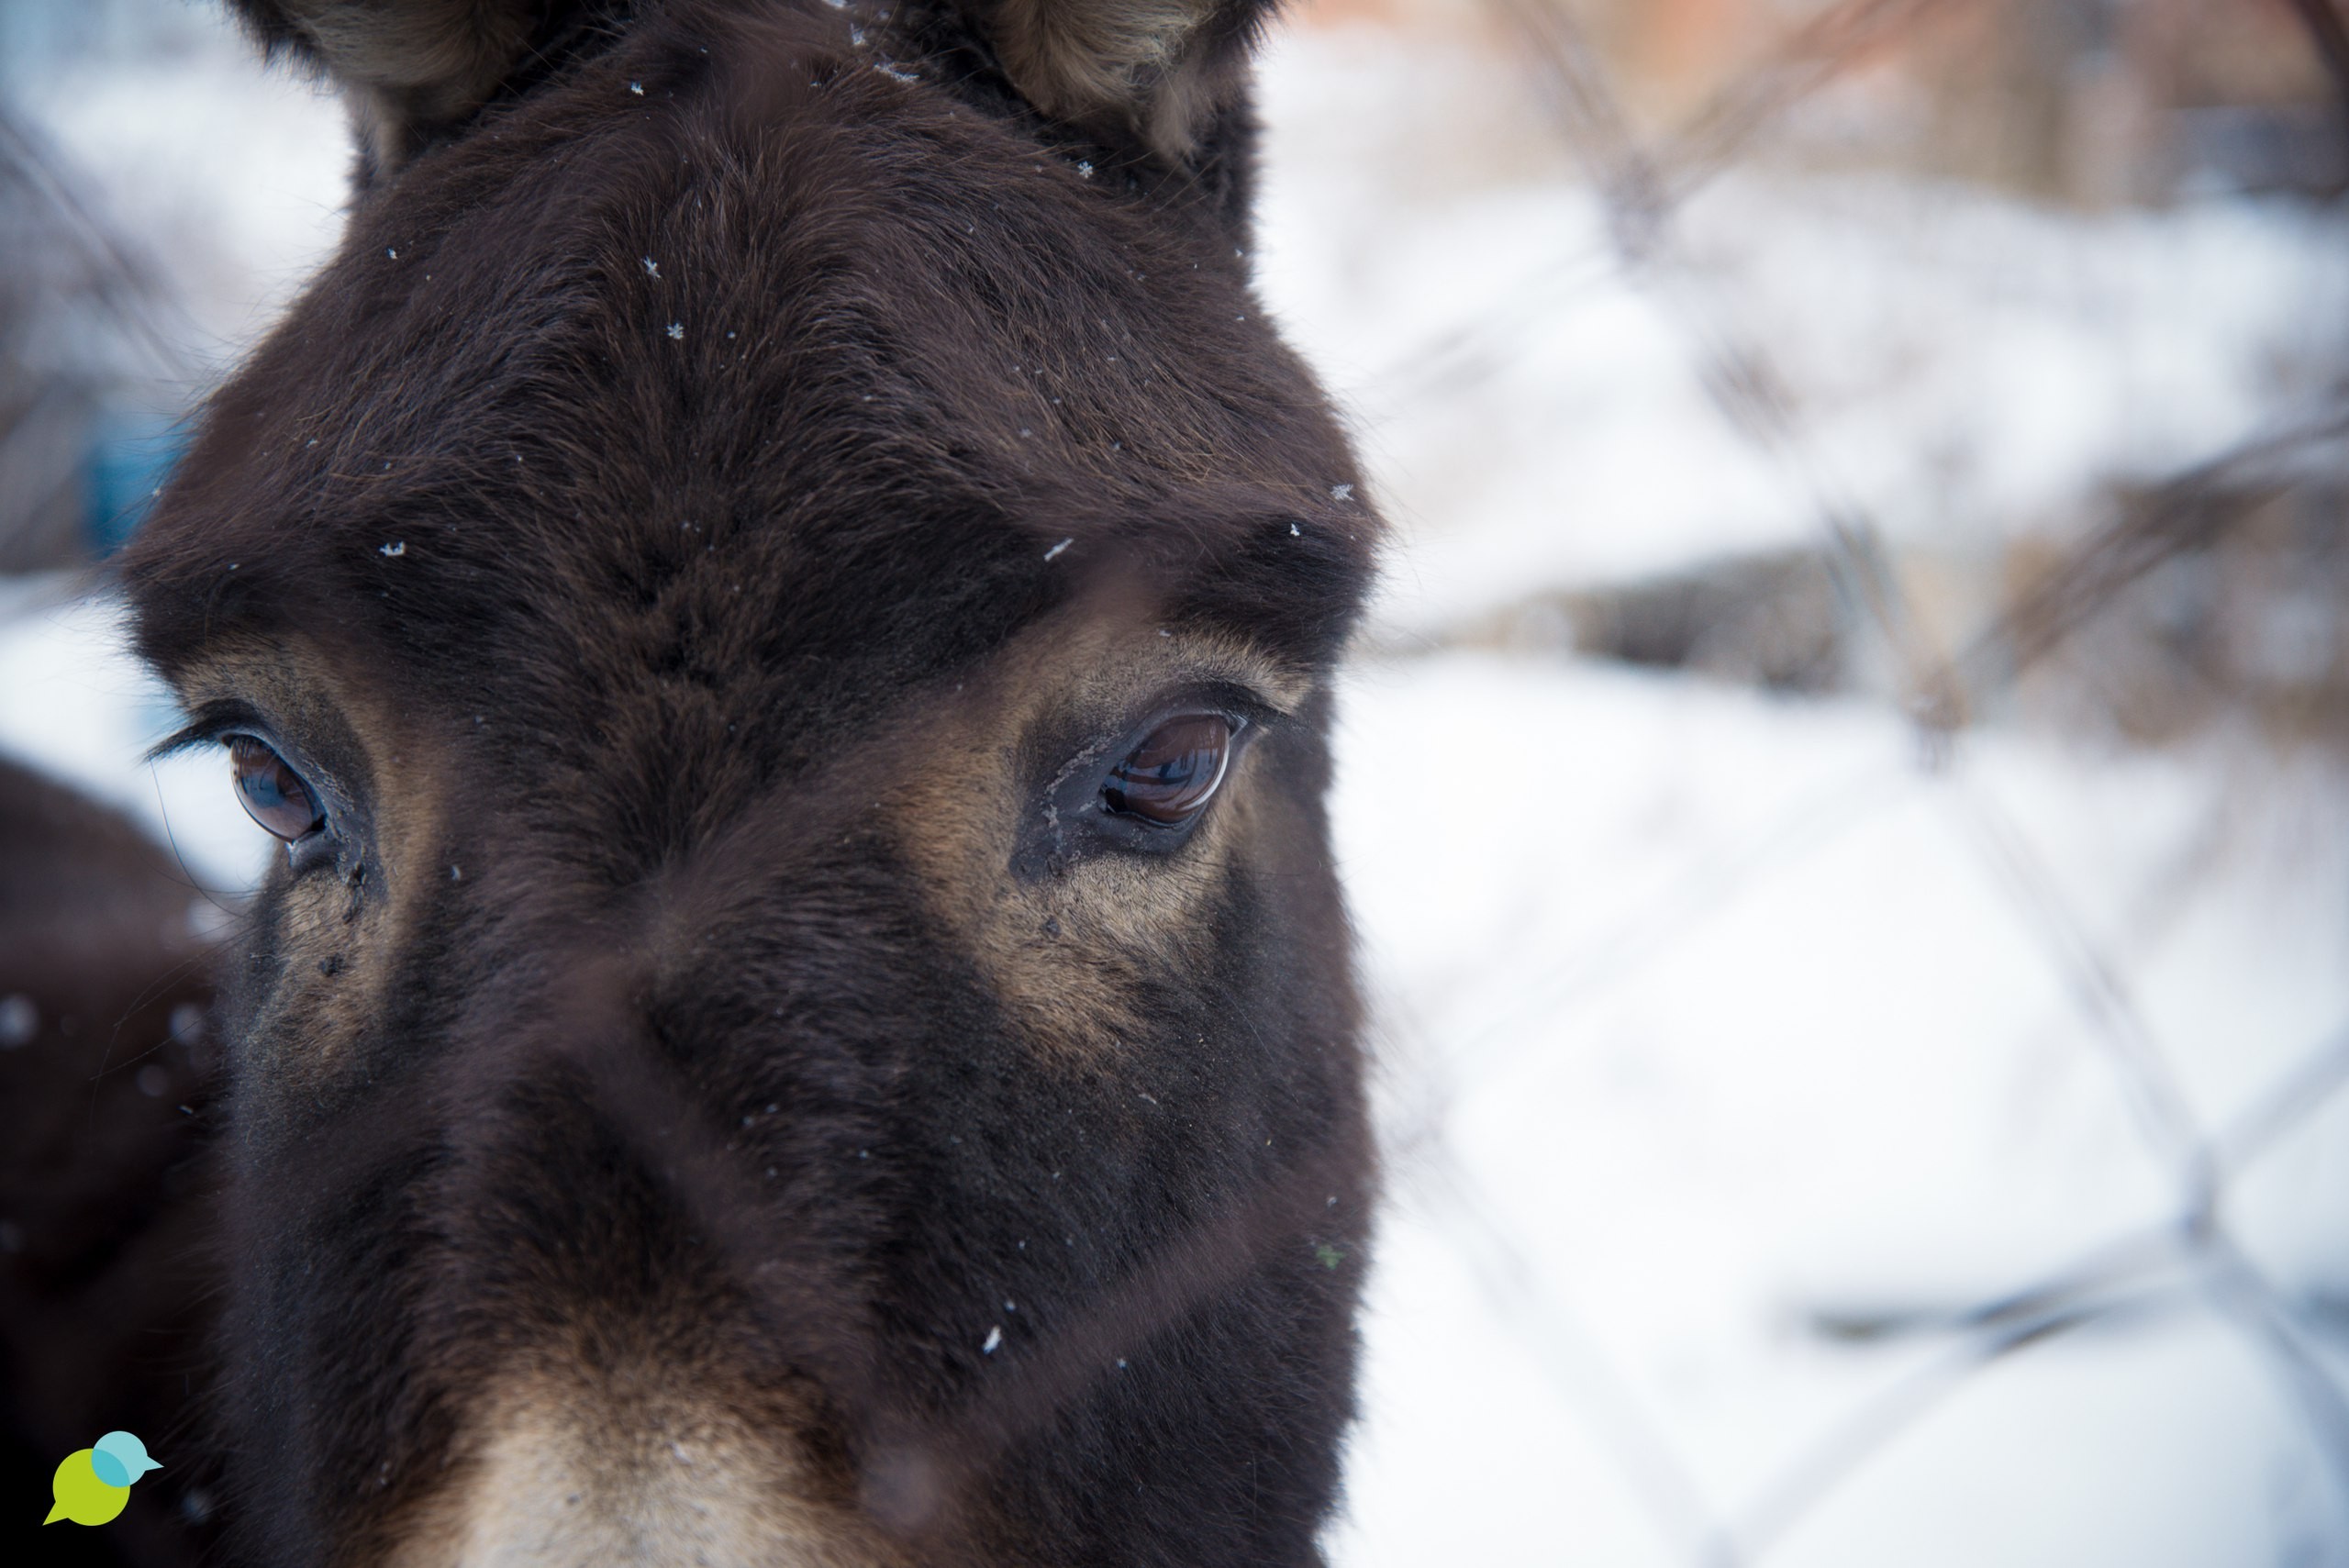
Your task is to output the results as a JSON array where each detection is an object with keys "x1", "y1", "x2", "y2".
[
  {"x1": 0, "y1": 105, "x2": 195, "y2": 573},
  {"x1": 1658, "y1": 0, "x2": 1965, "y2": 204},
  {"x1": 0, "y1": 106, "x2": 189, "y2": 373},
  {"x1": 1959, "y1": 409, "x2": 2349, "y2": 697},
  {"x1": 1479, "y1": 0, "x2": 1975, "y2": 734},
  {"x1": 2286, "y1": 0, "x2": 2349, "y2": 177}
]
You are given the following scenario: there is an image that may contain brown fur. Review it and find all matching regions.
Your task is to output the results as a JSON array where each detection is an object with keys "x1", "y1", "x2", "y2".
[
  {"x1": 233, "y1": 0, "x2": 1276, "y2": 176},
  {"x1": 982, "y1": 0, "x2": 1271, "y2": 160},
  {"x1": 0, "y1": 757, "x2": 222, "y2": 1567},
  {"x1": 97, "y1": 1, "x2": 1382, "y2": 1562},
  {"x1": 888, "y1": 611, "x2": 1316, "y2": 1059},
  {"x1": 228, "y1": 0, "x2": 587, "y2": 180}
]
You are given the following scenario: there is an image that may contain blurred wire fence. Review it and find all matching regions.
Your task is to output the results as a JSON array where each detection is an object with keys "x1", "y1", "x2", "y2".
[{"x1": 1353, "y1": 0, "x2": 2349, "y2": 1562}]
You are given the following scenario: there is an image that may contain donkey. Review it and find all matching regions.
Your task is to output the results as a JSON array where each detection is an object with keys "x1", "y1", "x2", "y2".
[
  {"x1": 108, "y1": 0, "x2": 1379, "y2": 1562},
  {"x1": 0, "y1": 757, "x2": 221, "y2": 1568}
]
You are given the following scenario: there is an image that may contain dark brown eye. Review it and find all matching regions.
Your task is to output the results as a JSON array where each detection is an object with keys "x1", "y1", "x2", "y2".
[
  {"x1": 1102, "y1": 714, "x2": 1233, "y2": 827},
  {"x1": 228, "y1": 737, "x2": 324, "y2": 842}
]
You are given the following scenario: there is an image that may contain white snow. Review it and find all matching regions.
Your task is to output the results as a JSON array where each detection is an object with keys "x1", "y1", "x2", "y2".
[{"x1": 1319, "y1": 652, "x2": 2349, "y2": 1567}]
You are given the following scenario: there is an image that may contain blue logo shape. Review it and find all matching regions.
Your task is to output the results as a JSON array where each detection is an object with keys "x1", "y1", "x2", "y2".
[
  {"x1": 89, "y1": 1432, "x2": 161, "y2": 1488},
  {"x1": 83, "y1": 414, "x2": 189, "y2": 557}
]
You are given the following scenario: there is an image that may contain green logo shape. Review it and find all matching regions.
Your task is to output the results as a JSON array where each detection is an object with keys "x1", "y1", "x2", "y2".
[{"x1": 44, "y1": 1432, "x2": 159, "y2": 1527}]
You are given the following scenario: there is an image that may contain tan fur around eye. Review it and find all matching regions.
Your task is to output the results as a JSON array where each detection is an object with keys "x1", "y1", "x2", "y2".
[
  {"x1": 885, "y1": 614, "x2": 1307, "y2": 1065},
  {"x1": 172, "y1": 639, "x2": 449, "y2": 1080}
]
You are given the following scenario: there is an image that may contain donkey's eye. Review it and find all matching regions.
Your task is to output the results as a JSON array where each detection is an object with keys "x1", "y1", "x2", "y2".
[
  {"x1": 1101, "y1": 714, "x2": 1233, "y2": 827},
  {"x1": 228, "y1": 737, "x2": 325, "y2": 842}
]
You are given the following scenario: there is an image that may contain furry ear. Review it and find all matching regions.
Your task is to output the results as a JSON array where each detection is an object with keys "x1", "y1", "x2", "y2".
[
  {"x1": 224, "y1": 1, "x2": 580, "y2": 182},
  {"x1": 229, "y1": 0, "x2": 1282, "y2": 178},
  {"x1": 977, "y1": 0, "x2": 1281, "y2": 163}
]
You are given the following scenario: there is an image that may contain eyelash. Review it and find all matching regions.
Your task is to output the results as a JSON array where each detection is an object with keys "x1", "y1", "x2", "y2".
[{"x1": 148, "y1": 715, "x2": 340, "y2": 873}]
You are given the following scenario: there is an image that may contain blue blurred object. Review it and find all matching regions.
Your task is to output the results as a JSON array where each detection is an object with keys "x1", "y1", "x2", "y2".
[{"x1": 83, "y1": 412, "x2": 185, "y2": 555}]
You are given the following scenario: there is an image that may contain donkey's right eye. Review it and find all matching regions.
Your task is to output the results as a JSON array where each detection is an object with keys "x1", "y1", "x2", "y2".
[
  {"x1": 228, "y1": 737, "x2": 326, "y2": 844},
  {"x1": 1101, "y1": 714, "x2": 1235, "y2": 828}
]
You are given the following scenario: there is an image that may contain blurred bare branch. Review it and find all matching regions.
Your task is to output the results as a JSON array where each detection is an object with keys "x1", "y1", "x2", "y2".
[
  {"x1": 2285, "y1": 0, "x2": 2349, "y2": 160},
  {"x1": 1962, "y1": 410, "x2": 2349, "y2": 697},
  {"x1": 0, "y1": 104, "x2": 191, "y2": 573}
]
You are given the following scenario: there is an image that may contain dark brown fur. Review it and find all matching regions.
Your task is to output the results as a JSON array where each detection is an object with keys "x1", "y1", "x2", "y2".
[
  {"x1": 0, "y1": 758, "x2": 221, "y2": 1568},
  {"x1": 89, "y1": 1, "x2": 1378, "y2": 1562}
]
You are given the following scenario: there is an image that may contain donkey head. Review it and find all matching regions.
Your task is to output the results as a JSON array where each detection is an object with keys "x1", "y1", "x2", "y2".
[{"x1": 123, "y1": 2, "x2": 1376, "y2": 1562}]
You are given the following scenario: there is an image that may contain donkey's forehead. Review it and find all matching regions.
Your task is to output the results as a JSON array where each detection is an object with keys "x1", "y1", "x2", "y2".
[{"x1": 128, "y1": 2, "x2": 1373, "y2": 700}]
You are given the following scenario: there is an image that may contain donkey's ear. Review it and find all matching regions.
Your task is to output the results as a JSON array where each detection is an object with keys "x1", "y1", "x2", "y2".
[
  {"x1": 225, "y1": 1, "x2": 557, "y2": 182},
  {"x1": 978, "y1": 0, "x2": 1282, "y2": 163}
]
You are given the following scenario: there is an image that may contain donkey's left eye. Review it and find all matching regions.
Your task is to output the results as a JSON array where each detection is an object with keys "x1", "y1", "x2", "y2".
[
  {"x1": 1102, "y1": 714, "x2": 1233, "y2": 827},
  {"x1": 228, "y1": 737, "x2": 326, "y2": 843}
]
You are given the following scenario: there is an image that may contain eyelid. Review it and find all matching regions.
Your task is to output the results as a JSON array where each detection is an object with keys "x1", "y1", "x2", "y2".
[
  {"x1": 160, "y1": 707, "x2": 351, "y2": 838},
  {"x1": 150, "y1": 703, "x2": 321, "y2": 786},
  {"x1": 1123, "y1": 682, "x2": 1276, "y2": 740},
  {"x1": 145, "y1": 700, "x2": 268, "y2": 764}
]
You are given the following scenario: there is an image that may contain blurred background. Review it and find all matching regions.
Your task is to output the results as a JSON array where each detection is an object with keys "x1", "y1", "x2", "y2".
[{"x1": 2, "y1": 0, "x2": 2347, "y2": 1563}]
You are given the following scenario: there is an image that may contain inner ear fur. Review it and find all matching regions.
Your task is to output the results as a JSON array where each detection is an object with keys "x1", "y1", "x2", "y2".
[
  {"x1": 980, "y1": 0, "x2": 1280, "y2": 163},
  {"x1": 225, "y1": 0, "x2": 575, "y2": 181},
  {"x1": 228, "y1": 0, "x2": 1282, "y2": 179}
]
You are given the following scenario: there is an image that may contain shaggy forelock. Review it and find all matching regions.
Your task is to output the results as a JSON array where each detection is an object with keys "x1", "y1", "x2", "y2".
[{"x1": 131, "y1": 0, "x2": 1372, "y2": 751}]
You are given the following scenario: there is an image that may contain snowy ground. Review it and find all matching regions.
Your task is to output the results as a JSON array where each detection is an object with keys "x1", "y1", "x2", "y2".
[
  {"x1": 1327, "y1": 651, "x2": 2349, "y2": 1567},
  {"x1": 5, "y1": 6, "x2": 2349, "y2": 1566}
]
